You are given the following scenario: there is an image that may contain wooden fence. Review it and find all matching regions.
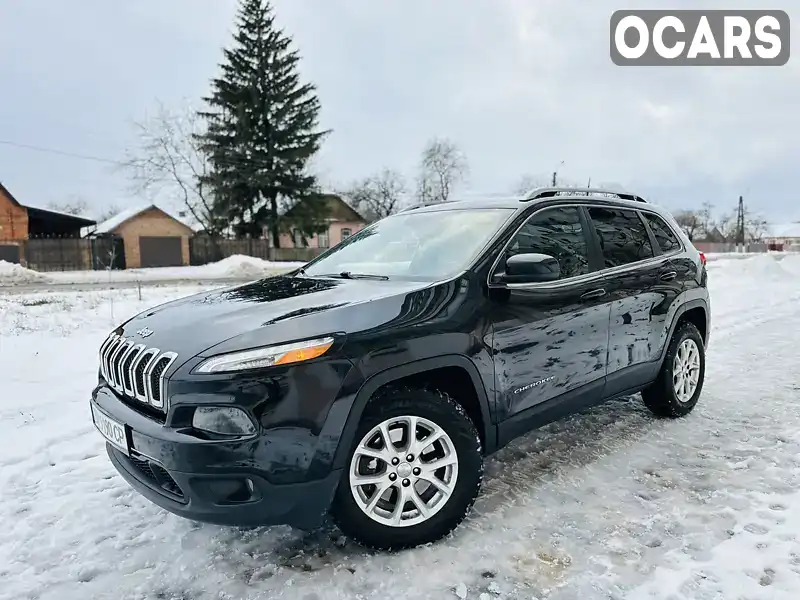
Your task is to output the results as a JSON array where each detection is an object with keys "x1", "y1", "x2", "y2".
[
  {"x1": 189, "y1": 237, "x2": 324, "y2": 265},
  {"x1": 0, "y1": 236, "x2": 125, "y2": 271}
]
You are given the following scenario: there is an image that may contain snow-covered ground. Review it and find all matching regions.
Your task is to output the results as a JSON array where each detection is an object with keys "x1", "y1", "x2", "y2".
[
  {"x1": 1, "y1": 254, "x2": 800, "y2": 600},
  {"x1": 0, "y1": 255, "x2": 303, "y2": 287}
]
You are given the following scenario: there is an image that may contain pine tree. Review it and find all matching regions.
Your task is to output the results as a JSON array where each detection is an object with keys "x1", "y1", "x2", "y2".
[{"x1": 198, "y1": 0, "x2": 330, "y2": 244}]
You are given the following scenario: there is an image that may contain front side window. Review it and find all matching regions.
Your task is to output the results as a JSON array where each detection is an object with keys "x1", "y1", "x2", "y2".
[
  {"x1": 303, "y1": 208, "x2": 514, "y2": 281},
  {"x1": 587, "y1": 207, "x2": 654, "y2": 268},
  {"x1": 642, "y1": 212, "x2": 681, "y2": 254},
  {"x1": 506, "y1": 206, "x2": 590, "y2": 280}
]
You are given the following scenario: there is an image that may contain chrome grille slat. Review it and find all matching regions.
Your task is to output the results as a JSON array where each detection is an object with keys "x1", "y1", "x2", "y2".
[
  {"x1": 108, "y1": 339, "x2": 128, "y2": 391},
  {"x1": 122, "y1": 344, "x2": 144, "y2": 396},
  {"x1": 97, "y1": 333, "x2": 178, "y2": 413},
  {"x1": 102, "y1": 334, "x2": 122, "y2": 383}
]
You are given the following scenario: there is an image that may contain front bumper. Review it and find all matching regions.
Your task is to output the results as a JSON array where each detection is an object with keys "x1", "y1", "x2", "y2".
[
  {"x1": 91, "y1": 387, "x2": 342, "y2": 530},
  {"x1": 107, "y1": 444, "x2": 340, "y2": 529}
]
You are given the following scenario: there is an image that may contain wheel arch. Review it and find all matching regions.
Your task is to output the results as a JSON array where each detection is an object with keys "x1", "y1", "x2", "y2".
[
  {"x1": 659, "y1": 299, "x2": 709, "y2": 365},
  {"x1": 331, "y1": 355, "x2": 497, "y2": 470}
]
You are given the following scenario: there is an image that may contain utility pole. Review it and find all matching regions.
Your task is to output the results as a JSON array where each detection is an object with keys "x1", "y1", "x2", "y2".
[{"x1": 735, "y1": 195, "x2": 745, "y2": 252}]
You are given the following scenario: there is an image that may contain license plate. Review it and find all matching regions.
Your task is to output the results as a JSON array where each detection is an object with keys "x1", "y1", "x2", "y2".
[{"x1": 91, "y1": 403, "x2": 129, "y2": 456}]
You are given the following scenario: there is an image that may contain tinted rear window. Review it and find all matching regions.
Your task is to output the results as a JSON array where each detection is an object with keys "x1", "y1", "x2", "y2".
[
  {"x1": 643, "y1": 212, "x2": 681, "y2": 253},
  {"x1": 587, "y1": 207, "x2": 654, "y2": 268}
]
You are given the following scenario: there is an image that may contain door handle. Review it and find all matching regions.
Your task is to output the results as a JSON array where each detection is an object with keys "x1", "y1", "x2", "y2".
[
  {"x1": 580, "y1": 288, "x2": 606, "y2": 301},
  {"x1": 660, "y1": 271, "x2": 678, "y2": 282}
]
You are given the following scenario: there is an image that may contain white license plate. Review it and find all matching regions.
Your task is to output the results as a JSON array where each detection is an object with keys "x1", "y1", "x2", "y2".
[{"x1": 91, "y1": 403, "x2": 129, "y2": 456}]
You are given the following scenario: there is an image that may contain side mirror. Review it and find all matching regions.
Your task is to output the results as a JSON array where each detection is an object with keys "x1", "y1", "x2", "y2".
[{"x1": 503, "y1": 253, "x2": 560, "y2": 284}]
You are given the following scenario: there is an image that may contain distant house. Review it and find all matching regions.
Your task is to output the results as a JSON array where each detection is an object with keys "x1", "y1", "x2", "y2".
[
  {"x1": 764, "y1": 222, "x2": 800, "y2": 250},
  {"x1": 0, "y1": 181, "x2": 96, "y2": 264},
  {"x1": 267, "y1": 194, "x2": 366, "y2": 249},
  {"x1": 89, "y1": 204, "x2": 195, "y2": 268},
  {"x1": 696, "y1": 226, "x2": 727, "y2": 244}
]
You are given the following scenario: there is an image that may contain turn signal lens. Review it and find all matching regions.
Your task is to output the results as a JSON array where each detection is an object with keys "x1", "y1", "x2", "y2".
[{"x1": 194, "y1": 337, "x2": 335, "y2": 374}]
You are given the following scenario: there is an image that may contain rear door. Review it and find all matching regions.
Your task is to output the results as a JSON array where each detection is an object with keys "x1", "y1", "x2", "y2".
[{"x1": 585, "y1": 206, "x2": 683, "y2": 397}]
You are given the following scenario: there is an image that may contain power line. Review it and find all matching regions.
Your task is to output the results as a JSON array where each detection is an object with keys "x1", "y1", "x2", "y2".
[{"x1": 0, "y1": 139, "x2": 126, "y2": 166}]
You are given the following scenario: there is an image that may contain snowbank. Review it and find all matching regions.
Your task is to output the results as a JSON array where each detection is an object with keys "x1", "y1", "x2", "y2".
[
  {"x1": 189, "y1": 254, "x2": 301, "y2": 279},
  {"x1": 39, "y1": 255, "x2": 305, "y2": 285},
  {"x1": 0, "y1": 260, "x2": 51, "y2": 285}
]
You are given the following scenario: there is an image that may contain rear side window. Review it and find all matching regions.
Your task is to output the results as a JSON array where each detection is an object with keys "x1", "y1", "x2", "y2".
[
  {"x1": 507, "y1": 206, "x2": 590, "y2": 279},
  {"x1": 587, "y1": 207, "x2": 654, "y2": 268},
  {"x1": 642, "y1": 212, "x2": 681, "y2": 253}
]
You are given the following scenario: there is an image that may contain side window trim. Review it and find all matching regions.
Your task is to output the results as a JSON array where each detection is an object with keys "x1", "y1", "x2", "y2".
[
  {"x1": 488, "y1": 203, "x2": 596, "y2": 286},
  {"x1": 488, "y1": 202, "x2": 686, "y2": 289},
  {"x1": 638, "y1": 209, "x2": 685, "y2": 254},
  {"x1": 637, "y1": 210, "x2": 664, "y2": 257},
  {"x1": 578, "y1": 205, "x2": 606, "y2": 273}
]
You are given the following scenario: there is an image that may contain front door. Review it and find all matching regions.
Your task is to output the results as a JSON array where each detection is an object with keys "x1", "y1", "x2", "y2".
[{"x1": 488, "y1": 205, "x2": 611, "y2": 436}]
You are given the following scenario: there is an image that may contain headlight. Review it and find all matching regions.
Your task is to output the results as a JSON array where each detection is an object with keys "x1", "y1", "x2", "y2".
[{"x1": 194, "y1": 337, "x2": 335, "y2": 374}]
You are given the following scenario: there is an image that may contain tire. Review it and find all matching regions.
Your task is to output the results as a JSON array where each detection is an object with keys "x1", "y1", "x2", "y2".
[
  {"x1": 642, "y1": 320, "x2": 705, "y2": 418},
  {"x1": 331, "y1": 386, "x2": 483, "y2": 551}
]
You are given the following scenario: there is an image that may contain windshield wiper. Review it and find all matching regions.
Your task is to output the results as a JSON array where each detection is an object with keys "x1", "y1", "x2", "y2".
[{"x1": 319, "y1": 271, "x2": 389, "y2": 281}]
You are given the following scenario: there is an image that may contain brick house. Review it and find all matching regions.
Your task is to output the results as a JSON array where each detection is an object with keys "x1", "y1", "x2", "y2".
[
  {"x1": 0, "y1": 181, "x2": 96, "y2": 264},
  {"x1": 269, "y1": 194, "x2": 366, "y2": 249},
  {"x1": 90, "y1": 204, "x2": 195, "y2": 268}
]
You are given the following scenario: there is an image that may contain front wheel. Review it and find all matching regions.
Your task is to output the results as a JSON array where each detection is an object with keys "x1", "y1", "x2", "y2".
[
  {"x1": 642, "y1": 321, "x2": 705, "y2": 418},
  {"x1": 331, "y1": 386, "x2": 483, "y2": 550}
]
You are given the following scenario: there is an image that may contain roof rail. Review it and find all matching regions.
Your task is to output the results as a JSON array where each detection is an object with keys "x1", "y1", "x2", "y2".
[
  {"x1": 398, "y1": 200, "x2": 454, "y2": 213},
  {"x1": 522, "y1": 186, "x2": 647, "y2": 204}
]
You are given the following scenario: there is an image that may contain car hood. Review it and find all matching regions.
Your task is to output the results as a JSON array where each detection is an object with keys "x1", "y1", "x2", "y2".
[{"x1": 117, "y1": 275, "x2": 432, "y2": 360}]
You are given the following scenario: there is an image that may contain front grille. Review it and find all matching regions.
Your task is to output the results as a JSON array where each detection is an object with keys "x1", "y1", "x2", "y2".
[
  {"x1": 99, "y1": 333, "x2": 178, "y2": 413},
  {"x1": 127, "y1": 453, "x2": 185, "y2": 501}
]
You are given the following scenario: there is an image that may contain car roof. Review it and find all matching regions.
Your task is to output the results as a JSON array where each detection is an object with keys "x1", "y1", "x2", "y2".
[{"x1": 403, "y1": 193, "x2": 660, "y2": 215}]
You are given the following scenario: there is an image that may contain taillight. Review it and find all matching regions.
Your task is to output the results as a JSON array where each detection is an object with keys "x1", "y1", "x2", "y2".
[{"x1": 699, "y1": 252, "x2": 706, "y2": 266}]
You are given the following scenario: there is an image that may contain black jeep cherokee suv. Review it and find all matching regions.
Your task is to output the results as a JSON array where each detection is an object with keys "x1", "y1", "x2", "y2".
[{"x1": 90, "y1": 187, "x2": 710, "y2": 550}]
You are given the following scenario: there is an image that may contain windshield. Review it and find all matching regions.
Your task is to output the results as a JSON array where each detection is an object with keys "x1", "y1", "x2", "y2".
[{"x1": 302, "y1": 208, "x2": 514, "y2": 281}]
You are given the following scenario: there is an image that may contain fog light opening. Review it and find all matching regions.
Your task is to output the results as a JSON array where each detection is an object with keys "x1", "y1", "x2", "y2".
[{"x1": 192, "y1": 407, "x2": 257, "y2": 437}]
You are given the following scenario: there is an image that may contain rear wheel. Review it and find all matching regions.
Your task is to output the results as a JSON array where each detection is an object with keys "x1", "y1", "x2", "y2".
[
  {"x1": 331, "y1": 386, "x2": 483, "y2": 550},
  {"x1": 642, "y1": 321, "x2": 705, "y2": 418}
]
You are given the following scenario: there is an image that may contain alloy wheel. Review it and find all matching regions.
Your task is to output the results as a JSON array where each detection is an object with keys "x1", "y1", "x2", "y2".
[
  {"x1": 673, "y1": 338, "x2": 701, "y2": 403},
  {"x1": 349, "y1": 415, "x2": 459, "y2": 527}
]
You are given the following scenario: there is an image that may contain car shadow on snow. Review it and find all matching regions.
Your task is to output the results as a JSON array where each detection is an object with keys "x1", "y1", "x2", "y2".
[{"x1": 197, "y1": 394, "x2": 660, "y2": 576}]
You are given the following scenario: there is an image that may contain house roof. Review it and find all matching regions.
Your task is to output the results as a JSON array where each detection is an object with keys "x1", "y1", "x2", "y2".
[
  {"x1": 768, "y1": 222, "x2": 800, "y2": 239},
  {"x1": 283, "y1": 193, "x2": 366, "y2": 222},
  {"x1": 1, "y1": 181, "x2": 96, "y2": 227},
  {"x1": 91, "y1": 204, "x2": 194, "y2": 235},
  {"x1": 26, "y1": 206, "x2": 96, "y2": 227},
  {"x1": 0, "y1": 181, "x2": 22, "y2": 207}
]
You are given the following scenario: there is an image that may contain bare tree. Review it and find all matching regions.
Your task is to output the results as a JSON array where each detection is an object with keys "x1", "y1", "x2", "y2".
[
  {"x1": 416, "y1": 137, "x2": 469, "y2": 204},
  {"x1": 343, "y1": 168, "x2": 408, "y2": 222},
  {"x1": 48, "y1": 197, "x2": 90, "y2": 216},
  {"x1": 717, "y1": 207, "x2": 769, "y2": 243},
  {"x1": 123, "y1": 102, "x2": 219, "y2": 234},
  {"x1": 96, "y1": 204, "x2": 121, "y2": 223},
  {"x1": 511, "y1": 173, "x2": 592, "y2": 196},
  {"x1": 673, "y1": 210, "x2": 704, "y2": 241},
  {"x1": 512, "y1": 174, "x2": 548, "y2": 195}
]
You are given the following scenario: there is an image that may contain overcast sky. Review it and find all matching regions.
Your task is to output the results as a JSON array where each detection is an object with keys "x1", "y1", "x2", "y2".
[{"x1": 0, "y1": 0, "x2": 797, "y2": 223}]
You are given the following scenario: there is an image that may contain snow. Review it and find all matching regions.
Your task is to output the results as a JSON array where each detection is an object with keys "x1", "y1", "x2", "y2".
[
  {"x1": 1, "y1": 255, "x2": 304, "y2": 286},
  {"x1": 0, "y1": 259, "x2": 51, "y2": 285},
  {"x1": 768, "y1": 222, "x2": 800, "y2": 239},
  {"x1": 90, "y1": 203, "x2": 154, "y2": 235},
  {"x1": 2, "y1": 253, "x2": 800, "y2": 599}
]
